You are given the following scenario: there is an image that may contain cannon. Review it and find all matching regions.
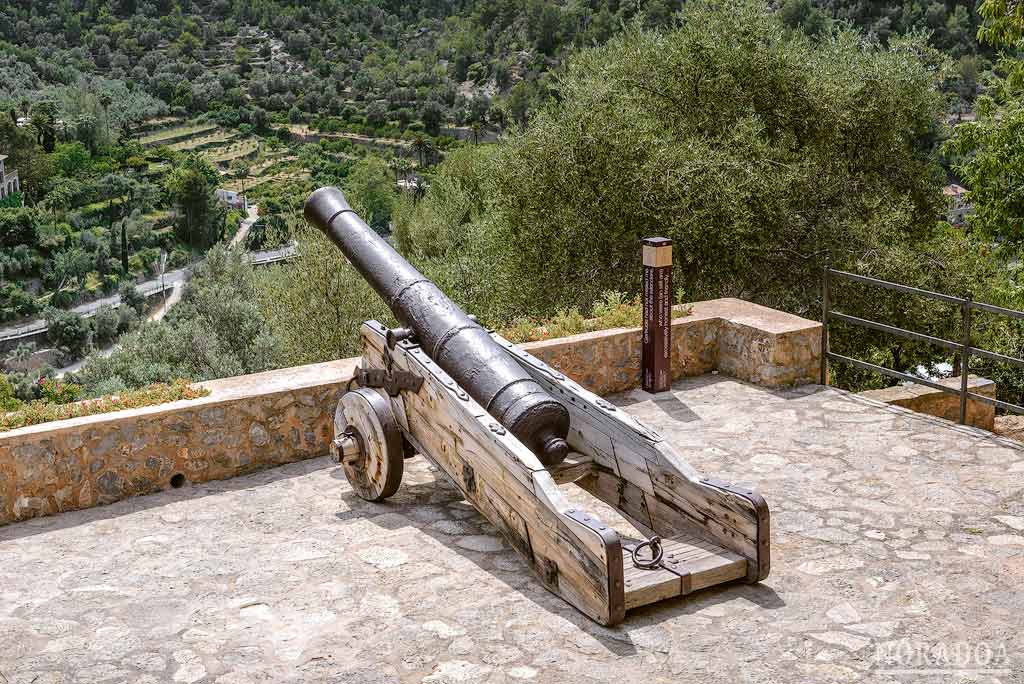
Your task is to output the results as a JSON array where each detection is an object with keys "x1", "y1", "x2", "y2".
[
  {"x1": 305, "y1": 187, "x2": 770, "y2": 626},
  {"x1": 305, "y1": 187, "x2": 570, "y2": 467}
]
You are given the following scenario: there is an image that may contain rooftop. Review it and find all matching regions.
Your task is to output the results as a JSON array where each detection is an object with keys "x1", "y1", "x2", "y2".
[{"x1": 3, "y1": 375, "x2": 1022, "y2": 683}]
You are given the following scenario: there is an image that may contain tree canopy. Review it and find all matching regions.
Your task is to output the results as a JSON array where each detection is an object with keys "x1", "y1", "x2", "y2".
[{"x1": 400, "y1": 1, "x2": 947, "y2": 320}]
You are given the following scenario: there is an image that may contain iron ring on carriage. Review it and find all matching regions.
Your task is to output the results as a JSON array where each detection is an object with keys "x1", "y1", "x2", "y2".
[{"x1": 631, "y1": 536, "x2": 664, "y2": 570}]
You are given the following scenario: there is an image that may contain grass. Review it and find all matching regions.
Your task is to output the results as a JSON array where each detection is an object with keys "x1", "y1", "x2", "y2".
[
  {"x1": 0, "y1": 379, "x2": 210, "y2": 432},
  {"x1": 500, "y1": 291, "x2": 693, "y2": 343},
  {"x1": 144, "y1": 208, "x2": 174, "y2": 221},
  {"x1": 78, "y1": 196, "x2": 126, "y2": 214}
]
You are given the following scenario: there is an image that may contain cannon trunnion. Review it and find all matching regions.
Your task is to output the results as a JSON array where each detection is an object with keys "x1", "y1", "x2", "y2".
[{"x1": 305, "y1": 188, "x2": 771, "y2": 626}]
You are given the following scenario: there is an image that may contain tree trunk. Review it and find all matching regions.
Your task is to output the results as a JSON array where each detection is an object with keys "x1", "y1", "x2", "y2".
[{"x1": 120, "y1": 221, "x2": 129, "y2": 274}]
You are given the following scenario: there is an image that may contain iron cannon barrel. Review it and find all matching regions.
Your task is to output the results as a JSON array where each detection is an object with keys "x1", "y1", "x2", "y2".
[{"x1": 304, "y1": 186, "x2": 570, "y2": 466}]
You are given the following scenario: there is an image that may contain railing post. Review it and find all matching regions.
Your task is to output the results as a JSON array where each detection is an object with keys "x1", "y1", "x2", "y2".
[
  {"x1": 959, "y1": 292, "x2": 973, "y2": 425},
  {"x1": 820, "y1": 262, "x2": 830, "y2": 386}
]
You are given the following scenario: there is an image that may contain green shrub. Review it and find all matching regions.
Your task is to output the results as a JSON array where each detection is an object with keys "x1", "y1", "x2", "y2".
[
  {"x1": 50, "y1": 287, "x2": 78, "y2": 309},
  {"x1": 38, "y1": 377, "x2": 82, "y2": 404},
  {"x1": 398, "y1": 0, "x2": 947, "y2": 324},
  {"x1": 77, "y1": 247, "x2": 281, "y2": 393},
  {"x1": 92, "y1": 304, "x2": 120, "y2": 345},
  {"x1": 0, "y1": 374, "x2": 23, "y2": 412},
  {"x1": 500, "y1": 291, "x2": 660, "y2": 343},
  {"x1": 117, "y1": 306, "x2": 139, "y2": 334},
  {"x1": 0, "y1": 379, "x2": 208, "y2": 432},
  {"x1": 44, "y1": 307, "x2": 91, "y2": 360},
  {"x1": 590, "y1": 291, "x2": 643, "y2": 330},
  {"x1": 102, "y1": 273, "x2": 120, "y2": 294},
  {"x1": 0, "y1": 283, "x2": 40, "y2": 321},
  {"x1": 255, "y1": 223, "x2": 392, "y2": 365},
  {"x1": 119, "y1": 282, "x2": 147, "y2": 315}
]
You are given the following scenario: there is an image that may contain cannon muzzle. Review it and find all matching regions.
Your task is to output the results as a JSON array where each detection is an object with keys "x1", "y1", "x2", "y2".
[{"x1": 305, "y1": 187, "x2": 570, "y2": 466}]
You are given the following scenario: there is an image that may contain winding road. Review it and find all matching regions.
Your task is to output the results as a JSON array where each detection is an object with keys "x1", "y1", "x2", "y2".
[
  {"x1": 0, "y1": 268, "x2": 190, "y2": 343},
  {"x1": 1, "y1": 203, "x2": 298, "y2": 346}
]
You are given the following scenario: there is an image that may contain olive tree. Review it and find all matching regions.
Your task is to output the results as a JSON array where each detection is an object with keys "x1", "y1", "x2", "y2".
[{"x1": 402, "y1": 1, "x2": 947, "y2": 322}]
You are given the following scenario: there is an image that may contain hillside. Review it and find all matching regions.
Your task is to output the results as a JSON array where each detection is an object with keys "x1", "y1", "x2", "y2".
[
  {"x1": 0, "y1": 0, "x2": 1019, "y2": 413},
  {"x1": 0, "y1": 0, "x2": 991, "y2": 136}
]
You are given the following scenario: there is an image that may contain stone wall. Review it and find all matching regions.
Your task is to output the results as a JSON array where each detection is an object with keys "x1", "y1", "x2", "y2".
[
  {"x1": 522, "y1": 298, "x2": 822, "y2": 396},
  {"x1": 0, "y1": 359, "x2": 356, "y2": 525},
  {"x1": 0, "y1": 299, "x2": 823, "y2": 526},
  {"x1": 858, "y1": 374, "x2": 996, "y2": 430}
]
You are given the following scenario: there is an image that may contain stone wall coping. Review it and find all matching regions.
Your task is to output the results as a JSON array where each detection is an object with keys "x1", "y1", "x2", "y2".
[
  {"x1": 859, "y1": 374, "x2": 995, "y2": 403},
  {"x1": 196, "y1": 358, "x2": 358, "y2": 401},
  {"x1": 684, "y1": 298, "x2": 821, "y2": 335},
  {"x1": 0, "y1": 358, "x2": 360, "y2": 441},
  {"x1": 520, "y1": 297, "x2": 820, "y2": 353}
]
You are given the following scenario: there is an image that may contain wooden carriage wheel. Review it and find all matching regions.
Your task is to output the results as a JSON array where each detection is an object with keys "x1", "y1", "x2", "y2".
[{"x1": 333, "y1": 388, "x2": 404, "y2": 501}]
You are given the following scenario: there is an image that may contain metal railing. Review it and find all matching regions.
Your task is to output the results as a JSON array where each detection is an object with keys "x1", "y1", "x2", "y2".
[{"x1": 821, "y1": 267, "x2": 1024, "y2": 424}]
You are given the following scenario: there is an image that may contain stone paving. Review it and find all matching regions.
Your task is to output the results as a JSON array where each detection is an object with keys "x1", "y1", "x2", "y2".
[{"x1": 2, "y1": 376, "x2": 1024, "y2": 684}]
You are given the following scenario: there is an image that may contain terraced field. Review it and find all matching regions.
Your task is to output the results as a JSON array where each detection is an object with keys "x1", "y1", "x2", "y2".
[
  {"x1": 228, "y1": 169, "x2": 311, "y2": 195},
  {"x1": 139, "y1": 122, "x2": 219, "y2": 148},
  {"x1": 284, "y1": 124, "x2": 411, "y2": 151},
  {"x1": 208, "y1": 140, "x2": 260, "y2": 167},
  {"x1": 135, "y1": 116, "x2": 183, "y2": 133},
  {"x1": 135, "y1": 118, "x2": 313, "y2": 200},
  {"x1": 220, "y1": 151, "x2": 300, "y2": 192},
  {"x1": 168, "y1": 129, "x2": 242, "y2": 153}
]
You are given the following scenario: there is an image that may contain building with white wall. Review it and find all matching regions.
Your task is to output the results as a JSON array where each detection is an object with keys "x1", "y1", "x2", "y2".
[
  {"x1": 215, "y1": 188, "x2": 247, "y2": 210},
  {"x1": 0, "y1": 155, "x2": 20, "y2": 201}
]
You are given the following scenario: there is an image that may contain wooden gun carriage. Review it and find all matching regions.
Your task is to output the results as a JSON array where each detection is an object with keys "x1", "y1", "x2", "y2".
[{"x1": 307, "y1": 188, "x2": 770, "y2": 626}]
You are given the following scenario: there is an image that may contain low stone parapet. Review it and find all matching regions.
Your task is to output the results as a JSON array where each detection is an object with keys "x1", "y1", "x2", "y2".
[
  {"x1": 0, "y1": 298, "x2": 823, "y2": 526},
  {"x1": 522, "y1": 298, "x2": 822, "y2": 395},
  {"x1": 0, "y1": 359, "x2": 356, "y2": 525},
  {"x1": 858, "y1": 374, "x2": 996, "y2": 430}
]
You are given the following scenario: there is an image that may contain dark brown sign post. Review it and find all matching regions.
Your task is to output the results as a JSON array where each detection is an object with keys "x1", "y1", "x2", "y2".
[{"x1": 642, "y1": 237, "x2": 672, "y2": 393}]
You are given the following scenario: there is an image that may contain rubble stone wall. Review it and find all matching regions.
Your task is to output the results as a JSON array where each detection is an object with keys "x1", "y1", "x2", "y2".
[
  {"x1": 0, "y1": 299, "x2": 823, "y2": 525},
  {"x1": 858, "y1": 374, "x2": 996, "y2": 430},
  {"x1": 522, "y1": 298, "x2": 821, "y2": 395},
  {"x1": 0, "y1": 359, "x2": 357, "y2": 525}
]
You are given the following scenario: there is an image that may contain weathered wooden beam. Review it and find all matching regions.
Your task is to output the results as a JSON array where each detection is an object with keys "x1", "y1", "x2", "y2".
[
  {"x1": 342, "y1": 321, "x2": 769, "y2": 625},
  {"x1": 361, "y1": 321, "x2": 625, "y2": 625},
  {"x1": 491, "y1": 329, "x2": 771, "y2": 583}
]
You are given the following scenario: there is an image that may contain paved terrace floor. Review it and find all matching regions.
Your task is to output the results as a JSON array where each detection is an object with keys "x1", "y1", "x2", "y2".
[{"x1": 2, "y1": 376, "x2": 1024, "y2": 684}]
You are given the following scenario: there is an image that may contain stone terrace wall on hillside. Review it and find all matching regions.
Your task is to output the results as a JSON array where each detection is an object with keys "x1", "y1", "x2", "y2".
[{"x1": 0, "y1": 299, "x2": 822, "y2": 526}]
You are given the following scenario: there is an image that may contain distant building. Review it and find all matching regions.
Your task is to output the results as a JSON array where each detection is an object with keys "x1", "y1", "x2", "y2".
[
  {"x1": 0, "y1": 155, "x2": 20, "y2": 201},
  {"x1": 943, "y1": 184, "x2": 970, "y2": 226},
  {"x1": 215, "y1": 188, "x2": 247, "y2": 210},
  {"x1": 397, "y1": 176, "x2": 426, "y2": 194}
]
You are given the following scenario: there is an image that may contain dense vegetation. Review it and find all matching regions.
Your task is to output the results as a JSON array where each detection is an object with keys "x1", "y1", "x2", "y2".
[
  {"x1": 384, "y1": 1, "x2": 1023, "y2": 405},
  {"x1": 394, "y1": 10, "x2": 947, "y2": 318},
  {"x1": 1, "y1": 0, "x2": 1023, "y2": 423},
  {"x1": 0, "y1": 0, "x2": 998, "y2": 138},
  {"x1": 0, "y1": 114, "x2": 228, "y2": 322}
]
